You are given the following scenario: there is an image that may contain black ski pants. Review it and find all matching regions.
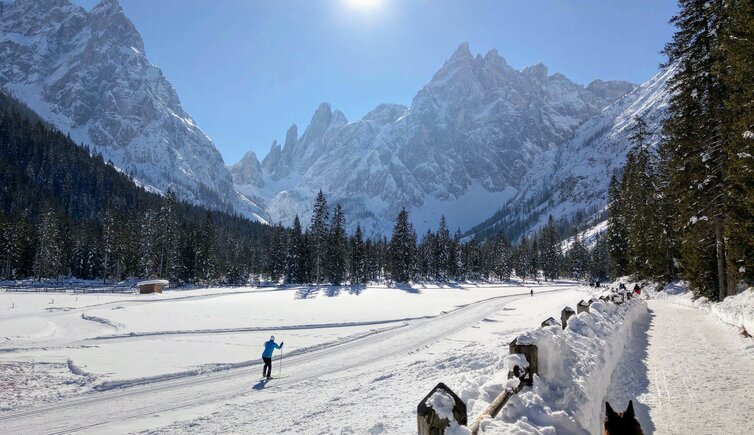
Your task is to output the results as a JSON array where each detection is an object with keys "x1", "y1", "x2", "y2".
[{"x1": 262, "y1": 356, "x2": 272, "y2": 377}]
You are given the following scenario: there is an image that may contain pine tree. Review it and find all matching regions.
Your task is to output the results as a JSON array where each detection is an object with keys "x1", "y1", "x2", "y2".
[
  {"x1": 495, "y1": 235, "x2": 513, "y2": 281},
  {"x1": 661, "y1": 0, "x2": 731, "y2": 300},
  {"x1": 350, "y1": 224, "x2": 367, "y2": 284},
  {"x1": 590, "y1": 234, "x2": 611, "y2": 282},
  {"x1": 284, "y1": 215, "x2": 307, "y2": 284},
  {"x1": 539, "y1": 216, "x2": 561, "y2": 280},
  {"x1": 101, "y1": 208, "x2": 115, "y2": 282},
  {"x1": 569, "y1": 231, "x2": 589, "y2": 281},
  {"x1": 623, "y1": 117, "x2": 661, "y2": 279},
  {"x1": 33, "y1": 207, "x2": 62, "y2": 280},
  {"x1": 138, "y1": 209, "x2": 158, "y2": 277},
  {"x1": 389, "y1": 208, "x2": 415, "y2": 283},
  {"x1": 528, "y1": 236, "x2": 539, "y2": 280},
  {"x1": 515, "y1": 236, "x2": 530, "y2": 282},
  {"x1": 309, "y1": 190, "x2": 329, "y2": 284},
  {"x1": 720, "y1": 0, "x2": 754, "y2": 288},
  {"x1": 326, "y1": 204, "x2": 347, "y2": 285},
  {"x1": 196, "y1": 212, "x2": 217, "y2": 284},
  {"x1": 157, "y1": 189, "x2": 179, "y2": 281},
  {"x1": 450, "y1": 229, "x2": 464, "y2": 281},
  {"x1": 434, "y1": 215, "x2": 450, "y2": 281},
  {"x1": 607, "y1": 175, "x2": 629, "y2": 277},
  {"x1": 268, "y1": 224, "x2": 288, "y2": 283}
]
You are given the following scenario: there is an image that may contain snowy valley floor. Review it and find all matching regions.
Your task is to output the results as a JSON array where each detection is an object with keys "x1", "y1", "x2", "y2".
[
  {"x1": 606, "y1": 298, "x2": 754, "y2": 435},
  {"x1": 0, "y1": 281, "x2": 587, "y2": 433},
  {"x1": 2, "y1": 282, "x2": 753, "y2": 434}
]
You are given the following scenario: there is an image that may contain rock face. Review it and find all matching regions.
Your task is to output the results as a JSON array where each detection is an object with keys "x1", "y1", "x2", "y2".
[
  {"x1": 468, "y1": 66, "x2": 674, "y2": 239},
  {"x1": 0, "y1": 0, "x2": 267, "y2": 221},
  {"x1": 238, "y1": 43, "x2": 637, "y2": 235}
]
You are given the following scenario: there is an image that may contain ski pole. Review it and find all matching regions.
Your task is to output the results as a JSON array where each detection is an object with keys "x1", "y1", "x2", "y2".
[{"x1": 278, "y1": 343, "x2": 283, "y2": 377}]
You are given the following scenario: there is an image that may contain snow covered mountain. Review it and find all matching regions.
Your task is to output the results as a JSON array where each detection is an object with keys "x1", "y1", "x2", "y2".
[
  {"x1": 468, "y1": 66, "x2": 674, "y2": 239},
  {"x1": 0, "y1": 0, "x2": 268, "y2": 222},
  {"x1": 234, "y1": 43, "x2": 636, "y2": 234}
]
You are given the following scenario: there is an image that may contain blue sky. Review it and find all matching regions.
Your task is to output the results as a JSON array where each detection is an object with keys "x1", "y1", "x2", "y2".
[{"x1": 73, "y1": 0, "x2": 678, "y2": 165}]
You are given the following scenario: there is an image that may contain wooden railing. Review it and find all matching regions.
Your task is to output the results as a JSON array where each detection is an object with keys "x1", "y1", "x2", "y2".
[{"x1": 417, "y1": 289, "x2": 634, "y2": 434}]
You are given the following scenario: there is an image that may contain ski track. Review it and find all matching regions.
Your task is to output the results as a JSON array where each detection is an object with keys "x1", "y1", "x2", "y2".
[
  {"x1": 0, "y1": 286, "x2": 577, "y2": 434},
  {"x1": 606, "y1": 299, "x2": 754, "y2": 435}
]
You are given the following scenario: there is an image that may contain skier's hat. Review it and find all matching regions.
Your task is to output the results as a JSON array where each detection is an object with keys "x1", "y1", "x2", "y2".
[{"x1": 270, "y1": 335, "x2": 275, "y2": 341}]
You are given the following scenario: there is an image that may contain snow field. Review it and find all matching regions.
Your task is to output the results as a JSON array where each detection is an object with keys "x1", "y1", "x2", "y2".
[
  {"x1": 0, "y1": 282, "x2": 570, "y2": 414},
  {"x1": 466, "y1": 294, "x2": 648, "y2": 433},
  {"x1": 128, "y1": 287, "x2": 593, "y2": 434}
]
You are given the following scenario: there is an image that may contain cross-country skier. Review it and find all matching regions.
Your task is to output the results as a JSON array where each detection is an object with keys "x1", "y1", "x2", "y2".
[
  {"x1": 262, "y1": 335, "x2": 283, "y2": 379},
  {"x1": 530, "y1": 288, "x2": 534, "y2": 297}
]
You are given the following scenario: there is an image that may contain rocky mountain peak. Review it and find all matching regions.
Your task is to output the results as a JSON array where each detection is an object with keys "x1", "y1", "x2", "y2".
[
  {"x1": 231, "y1": 150, "x2": 264, "y2": 188},
  {"x1": 0, "y1": 0, "x2": 268, "y2": 222},
  {"x1": 522, "y1": 63, "x2": 548, "y2": 82},
  {"x1": 241, "y1": 43, "x2": 639, "y2": 235},
  {"x1": 91, "y1": 0, "x2": 123, "y2": 16}
]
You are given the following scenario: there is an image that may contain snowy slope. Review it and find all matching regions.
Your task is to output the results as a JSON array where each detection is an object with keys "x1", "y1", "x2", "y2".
[
  {"x1": 0, "y1": 0, "x2": 267, "y2": 220},
  {"x1": 234, "y1": 43, "x2": 635, "y2": 235},
  {"x1": 470, "y1": 66, "x2": 674, "y2": 239}
]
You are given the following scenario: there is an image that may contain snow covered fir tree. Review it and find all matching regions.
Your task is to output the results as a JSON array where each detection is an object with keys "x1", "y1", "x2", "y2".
[{"x1": 1, "y1": 0, "x2": 753, "y2": 433}]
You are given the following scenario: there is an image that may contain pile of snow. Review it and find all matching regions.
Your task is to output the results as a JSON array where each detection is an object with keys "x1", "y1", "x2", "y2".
[
  {"x1": 465, "y1": 294, "x2": 647, "y2": 433},
  {"x1": 646, "y1": 281, "x2": 754, "y2": 335}
]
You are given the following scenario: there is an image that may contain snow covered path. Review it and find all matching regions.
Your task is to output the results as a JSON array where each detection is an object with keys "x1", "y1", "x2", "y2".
[
  {"x1": 606, "y1": 299, "x2": 754, "y2": 434},
  {"x1": 0, "y1": 285, "x2": 580, "y2": 434}
]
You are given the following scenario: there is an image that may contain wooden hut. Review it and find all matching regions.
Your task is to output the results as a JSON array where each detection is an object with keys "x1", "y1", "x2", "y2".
[{"x1": 136, "y1": 279, "x2": 169, "y2": 294}]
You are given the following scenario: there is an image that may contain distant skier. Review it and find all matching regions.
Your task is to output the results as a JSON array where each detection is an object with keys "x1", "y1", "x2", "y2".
[
  {"x1": 530, "y1": 288, "x2": 534, "y2": 297},
  {"x1": 633, "y1": 284, "x2": 641, "y2": 295},
  {"x1": 262, "y1": 335, "x2": 283, "y2": 379}
]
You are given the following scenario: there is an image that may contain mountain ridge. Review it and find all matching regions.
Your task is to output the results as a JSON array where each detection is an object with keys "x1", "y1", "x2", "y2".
[
  {"x1": 0, "y1": 0, "x2": 269, "y2": 222},
  {"x1": 233, "y1": 42, "x2": 638, "y2": 235}
]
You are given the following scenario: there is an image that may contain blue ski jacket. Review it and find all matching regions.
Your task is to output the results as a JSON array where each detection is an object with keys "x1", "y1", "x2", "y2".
[{"x1": 262, "y1": 340, "x2": 283, "y2": 358}]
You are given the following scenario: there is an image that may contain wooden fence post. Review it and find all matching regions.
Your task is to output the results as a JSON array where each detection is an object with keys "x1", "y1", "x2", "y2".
[
  {"x1": 561, "y1": 306, "x2": 575, "y2": 329},
  {"x1": 577, "y1": 299, "x2": 590, "y2": 314},
  {"x1": 541, "y1": 317, "x2": 560, "y2": 328},
  {"x1": 417, "y1": 382, "x2": 467, "y2": 435},
  {"x1": 508, "y1": 338, "x2": 538, "y2": 386}
]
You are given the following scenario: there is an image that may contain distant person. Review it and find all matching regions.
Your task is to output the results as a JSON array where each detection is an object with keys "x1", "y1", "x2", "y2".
[
  {"x1": 633, "y1": 284, "x2": 641, "y2": 295},
  {"x1": 530, "y1": 288, "x2": 534, "y2": 297},
  {"x1": 262, "y1": 335, "x2": 283, "y2": 380}
]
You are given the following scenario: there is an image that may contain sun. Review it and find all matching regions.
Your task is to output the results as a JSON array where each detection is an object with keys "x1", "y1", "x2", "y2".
[{"x1": 344, "y1": 0, "x2": 383, "y2": 11}]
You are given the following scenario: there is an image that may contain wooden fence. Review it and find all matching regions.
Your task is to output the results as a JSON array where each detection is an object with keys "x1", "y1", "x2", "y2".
[{"x1": 417, "y1": 289, "x2": 632, "y2": 434}]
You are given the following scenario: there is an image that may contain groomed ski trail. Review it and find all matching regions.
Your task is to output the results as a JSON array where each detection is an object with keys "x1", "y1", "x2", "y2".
[
  {"x1": 0, "y1": 286, "x2": 576, "y2": 434},
  {"x1": 606, "y1": 299, "x2": 754, "y2": 434}
]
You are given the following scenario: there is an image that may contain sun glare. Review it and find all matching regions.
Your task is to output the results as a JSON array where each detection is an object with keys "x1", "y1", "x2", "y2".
[{"x1": 344, "y1": 0, "x2": 383, "y2": 11}]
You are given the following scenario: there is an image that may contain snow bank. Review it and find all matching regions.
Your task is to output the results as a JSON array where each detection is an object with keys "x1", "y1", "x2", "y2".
[
  {"x1": 468, "y1": 295, "x2": 647, "y2": 434},
  {"x1": 647, "y1": 281, "x2": 754, "y2": 335}
]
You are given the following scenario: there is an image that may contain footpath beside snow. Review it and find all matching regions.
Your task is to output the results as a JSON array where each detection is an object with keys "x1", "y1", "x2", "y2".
[
  {"x1": 645, "y1": 282, "x2": 754, "y2": 335},
  {"x1": 606, "y1": 298, "x2": 754, "y2": 434}
]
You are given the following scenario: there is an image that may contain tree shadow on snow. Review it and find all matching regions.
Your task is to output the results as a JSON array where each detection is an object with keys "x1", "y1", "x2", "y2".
[
  {"x1": 603, "y1": 307, "x2": 657, "y2": 434},
  {"x1": 324, "y1": 286, "x2": 340, "y2": 297},
  {"x1": 387, "y1": 282, "x2": 421, "y2": 294},
  {"x1": 295, "y1": 287, "x2": 319, "y2": 299},
  {"x1": 347, "y1": 284, "x2": 366, "y2": 295}
]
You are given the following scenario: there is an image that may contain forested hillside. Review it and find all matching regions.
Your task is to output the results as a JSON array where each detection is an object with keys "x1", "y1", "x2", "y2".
[
  {"x1": 607, "y1": 0, "x2": 753, "y2": 301},
  {"x1": 0, "y1": 91, "x2": 269, "y2": 284}
]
